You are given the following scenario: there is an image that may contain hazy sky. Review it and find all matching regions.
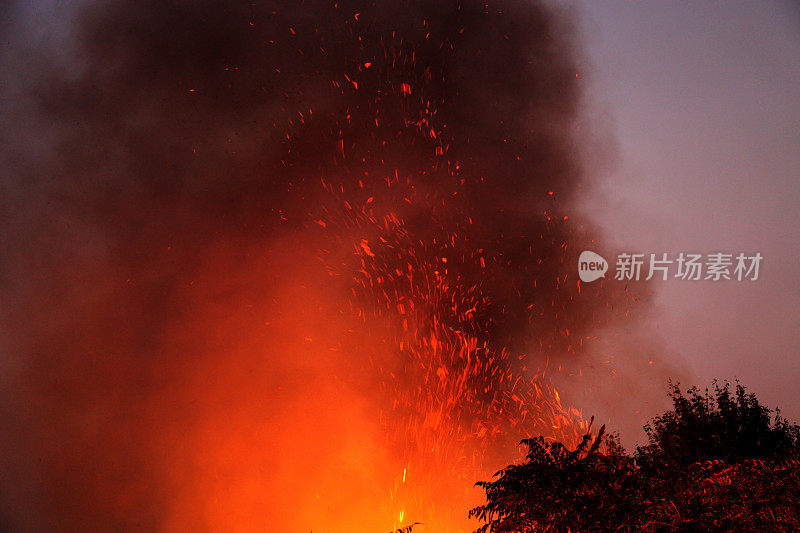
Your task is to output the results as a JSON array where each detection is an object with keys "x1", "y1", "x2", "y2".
[{"x1": 571, "y1": 1, "x2": 800, "y2": 420}]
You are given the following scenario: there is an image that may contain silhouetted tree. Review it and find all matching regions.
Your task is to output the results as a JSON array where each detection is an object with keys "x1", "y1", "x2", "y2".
[
  {"x1": 471, "y1": 381, "x2": 800, "y2": 532},
  {"x1": 636, "y1": 380, "x2": 800, "y2": 470}
]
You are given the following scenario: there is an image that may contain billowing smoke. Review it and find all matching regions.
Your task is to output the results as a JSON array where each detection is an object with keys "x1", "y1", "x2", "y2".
[{"x1": 0, "y1": 1, "x2": 666, "y2": 531}]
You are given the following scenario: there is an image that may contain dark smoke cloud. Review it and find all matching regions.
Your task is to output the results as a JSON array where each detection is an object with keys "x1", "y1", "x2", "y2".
[{"x1": 0, "y1": 0, "x2": 666, "y2": 530}]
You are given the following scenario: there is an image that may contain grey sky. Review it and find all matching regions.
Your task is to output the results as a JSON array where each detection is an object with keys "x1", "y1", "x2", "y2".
[{"x1": 571, "y1": 1, "x2": 800, "y2": 423}]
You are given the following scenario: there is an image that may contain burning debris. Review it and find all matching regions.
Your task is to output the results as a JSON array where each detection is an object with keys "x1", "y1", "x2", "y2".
[{"x1": 0, "y1": 0, "x2": 652, "y2": 531}]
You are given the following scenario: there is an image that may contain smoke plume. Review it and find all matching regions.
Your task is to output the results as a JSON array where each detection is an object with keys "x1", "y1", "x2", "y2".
[{"x1": 0, "y1": 1, "x2": 666, "y2": 530}]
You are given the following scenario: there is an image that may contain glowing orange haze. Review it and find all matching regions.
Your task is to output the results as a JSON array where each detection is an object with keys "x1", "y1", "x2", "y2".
[
  {"x1": 0, "y1": 2, "x2": 641, "y2": 530},
  {"x1": 113, "y1": 225, "x2": 582, "y2": 533}
]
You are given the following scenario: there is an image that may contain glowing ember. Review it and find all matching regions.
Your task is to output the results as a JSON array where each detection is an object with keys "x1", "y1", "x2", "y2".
[
  {"x1": 312, "y1": 201, "x2": 588, "y2": 530},
  {"x1": 0, "y1": 1, "x2": 646, "y2": 531}
]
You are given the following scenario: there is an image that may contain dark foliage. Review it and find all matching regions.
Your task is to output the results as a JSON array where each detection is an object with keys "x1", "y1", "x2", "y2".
[
  {"x1": 472, "y1": 382, "x2": 800, "y2": 532},
  {"x1": 636, "y1": 380, "x2": 800, "y2": 470}
]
